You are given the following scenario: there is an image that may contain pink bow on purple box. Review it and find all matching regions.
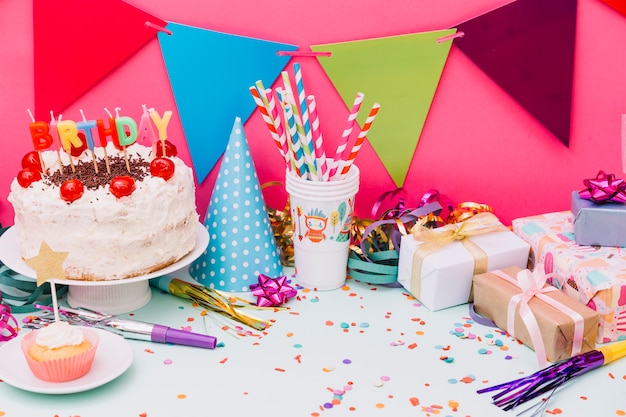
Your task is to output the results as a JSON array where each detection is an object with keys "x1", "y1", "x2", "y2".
[
  {"x1": 250, "y1": 274, "x2": 297, "y2": 307},
  {"x1": 578, "y1": 171, "x2": 626, "y2": 204}
]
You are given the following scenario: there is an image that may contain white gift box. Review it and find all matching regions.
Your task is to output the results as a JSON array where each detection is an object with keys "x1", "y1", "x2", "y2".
[{"x1": 397, "y1": 228, "x2": 530, "y2": 311}]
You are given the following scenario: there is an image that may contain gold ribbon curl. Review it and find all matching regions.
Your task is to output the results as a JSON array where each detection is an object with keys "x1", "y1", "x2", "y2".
[
  {"x1": 409, "y1": 212, "x2": 508, "y2": 298},
  {"x1": 262, "y1": 182, "x2": 294, "y2": 267}
]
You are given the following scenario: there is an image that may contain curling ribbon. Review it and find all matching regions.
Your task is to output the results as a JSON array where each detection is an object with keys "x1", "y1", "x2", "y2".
[
  {"x1": 0, "y1": 293, "x2": 19, "y2": 342},
  {"x1": 447, "y1": 201, "x2": 495, "y2": 224},
  {"x1": 348, "y1": 202, "x2": 443, "y2": 285},
  {"x1": 261, "y1": 182, "x2": 294, "y2": 267},
  {"x1": 578, "y1": 170, "x2": 626, "y2": 204},
  {"x1": 410, "y1": 212, "x2": 508, "y2": 300},
  {"x1": 493, "y1": 266, "x2": 584, "y2": 368}
]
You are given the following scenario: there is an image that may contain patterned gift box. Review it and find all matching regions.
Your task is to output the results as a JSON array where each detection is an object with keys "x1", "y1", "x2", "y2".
[{"x1": 512, "y1": 211, "x2": 626, "y2": 343}]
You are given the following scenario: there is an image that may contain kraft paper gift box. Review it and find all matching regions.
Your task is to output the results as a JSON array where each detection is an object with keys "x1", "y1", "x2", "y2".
[
  {"x1": 473, "y1": 266, "x2": 599, "y2": 364},
  {"x1": 512, "y1": 211, "x2": 626, "y2": 343},
  {"x1": 397, "y1": 212, "x2": 531, "y2": 311},
  {"x1": 571, "y1": 190, "x2": 626, "y2": 247}
]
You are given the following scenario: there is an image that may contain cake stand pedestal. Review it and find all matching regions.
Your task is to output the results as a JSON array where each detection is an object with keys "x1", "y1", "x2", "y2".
[
  {"x1": 0, "y1": 223, "x2": 209, "y2": 315},
  {"x1": 65, "y1": 281, "x2": 153, "y2": 315}
]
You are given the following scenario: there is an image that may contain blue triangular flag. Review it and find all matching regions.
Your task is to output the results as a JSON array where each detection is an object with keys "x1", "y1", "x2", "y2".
[
  {"x1": 189, "y1": 117, "x2": 283, "y2": 292},
  {"x1": 158, "y1": 23, "x2": 297, "y2": 183}
]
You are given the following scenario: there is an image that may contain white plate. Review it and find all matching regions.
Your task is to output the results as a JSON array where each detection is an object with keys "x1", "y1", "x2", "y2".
[
  {"x1": 0, "y1": 328, "x2": 133, "y2": 394},
  {"x1": 0, "y1": 222, "x2": 209, "y2": 286}
]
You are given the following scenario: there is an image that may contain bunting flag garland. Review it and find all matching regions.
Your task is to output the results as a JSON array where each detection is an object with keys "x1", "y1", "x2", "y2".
[
  {"x1": 158, "y1": 23, "x2": 297, "y2": 183},
  {"x1": 33, "y1": 0, "x2": 166, "y2": 121},
  {"x1": 311, "y1": 29, "x2": 456, "y2": 187},
  {"x1": 454, "y1": 0, "x2": 578, "y2": 147}
]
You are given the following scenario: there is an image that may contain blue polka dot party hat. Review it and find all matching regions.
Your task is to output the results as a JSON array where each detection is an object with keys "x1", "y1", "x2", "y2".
[{"x1": 189, "y1": 116, "x2": 283, "y2": 291}]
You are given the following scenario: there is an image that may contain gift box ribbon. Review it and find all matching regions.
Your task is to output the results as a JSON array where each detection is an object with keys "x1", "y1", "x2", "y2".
[
  {"x1": 492, "y1": 267, "x2": 584, "y2": 368},
  {"x1": 578, "y1": 170, "x2": 626, "y2": 204},
  {"x1": 410, "y1": 212, "x2": 508, "y2": 299}
]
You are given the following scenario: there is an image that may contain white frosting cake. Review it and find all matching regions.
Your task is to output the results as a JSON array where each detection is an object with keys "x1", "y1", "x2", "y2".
[{"x1": 8, "y1": 142, "x2": 198, "y2": 281}]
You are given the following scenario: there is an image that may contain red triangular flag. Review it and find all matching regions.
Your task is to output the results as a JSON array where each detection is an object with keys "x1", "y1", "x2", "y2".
[
  {"x1": 601, "y1": 0, "x2": 626, "y2": 16},
  {"x1": 455, "y1": 0, "x2": 577, "y2": 146},
  {"x1": 33, "y1": 0, "x2": 166, "y2": 120}
]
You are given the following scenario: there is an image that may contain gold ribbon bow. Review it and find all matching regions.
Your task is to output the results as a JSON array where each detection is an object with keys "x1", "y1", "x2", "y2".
[{"x1": 410, "y1": 212, "x2": 508, "y2": 298}]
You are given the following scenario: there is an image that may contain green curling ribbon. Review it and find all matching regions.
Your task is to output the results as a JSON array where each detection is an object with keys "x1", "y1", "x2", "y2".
[{"x1": 347, "y1": 250, "x2": 399, "y2": 285}]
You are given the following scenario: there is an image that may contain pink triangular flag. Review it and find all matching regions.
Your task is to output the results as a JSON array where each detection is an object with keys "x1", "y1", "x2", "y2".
[{"x1": 33, "y1": 0, "x2": 166, "y2": 120}]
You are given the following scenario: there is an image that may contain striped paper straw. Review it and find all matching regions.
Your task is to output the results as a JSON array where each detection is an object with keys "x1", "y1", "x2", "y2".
[
  {"x1": 277, "y1": 88, "x2": 306, "y2": 178},
  {"x1": 328, "y1": 92, "x2": 365, "y2": 179},
  {"x1": 294, "y1": 63, "x2": 318, "y2": 178},
  {"x1": 263, "y1": 87, "x2": 290, "y2": 161},
  {"x1": 281, "y1": 70, "x2": 318, "y2": 178},
  {"x1": 307, "y1": 94, "x2": 328, "y2": 181},
  {"x1": 338, "y1": 102, "x2": 381, "y2": 178},
  {"x1": 249, "y1": 85, "x2": 289, "y2": 165}
]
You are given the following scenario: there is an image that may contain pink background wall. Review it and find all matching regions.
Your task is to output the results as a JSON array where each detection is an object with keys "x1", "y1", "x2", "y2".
[{"x1": 1, "y1": 0, "x2": 625, "y2": 228}]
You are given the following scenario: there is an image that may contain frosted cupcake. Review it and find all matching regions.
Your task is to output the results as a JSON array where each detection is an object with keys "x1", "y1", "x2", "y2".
[{"x1": 21, "y1": 321, "x2": 99, "y2": 382}]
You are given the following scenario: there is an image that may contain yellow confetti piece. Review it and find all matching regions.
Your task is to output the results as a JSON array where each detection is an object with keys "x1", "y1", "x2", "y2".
[
  {"x1": 177, "y1": 394, "x2": 187, "y2": 399},
  {"x1": 375, "y1": 403, "x2": 385, "y2": 409}
]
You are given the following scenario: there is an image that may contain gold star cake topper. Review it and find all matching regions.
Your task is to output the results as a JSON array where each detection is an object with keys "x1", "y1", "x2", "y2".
[{"x1": 24, "y1": 241, "x2": 68, "y2": 286}]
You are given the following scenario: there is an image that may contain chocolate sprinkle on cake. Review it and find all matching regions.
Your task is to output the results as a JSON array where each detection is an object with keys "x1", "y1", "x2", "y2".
[{"x1": 45, "y1": 154, "x2": 150, "y2": 190}]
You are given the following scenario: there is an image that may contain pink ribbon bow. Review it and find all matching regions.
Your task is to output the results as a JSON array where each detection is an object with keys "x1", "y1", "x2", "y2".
[
  {"x1": 493, "y1": 266, "x2": 584, "y2": 368},
  {"x1": 0, "y1": 296, "x2": 19, "y2": 342},
  {"x1": 579, "y1": 170, "x2": 626, "y2": 204},
  {"x1": 250, "y1": 274, "x2": 297, "y2": 307}
]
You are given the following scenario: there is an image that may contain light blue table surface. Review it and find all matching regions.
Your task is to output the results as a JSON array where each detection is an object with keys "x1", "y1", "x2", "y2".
[{"x1": 1, "y1": 267, "x2": 625, "y2": 417}]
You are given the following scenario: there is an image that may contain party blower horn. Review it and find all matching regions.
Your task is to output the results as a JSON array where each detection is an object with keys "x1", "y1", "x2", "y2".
[
  {"x1": 151, "y1": 275, "x2": 269, "y2": 331},
  {"x1": 477, "y1": 340, "x2": 626, "y2": 415}
]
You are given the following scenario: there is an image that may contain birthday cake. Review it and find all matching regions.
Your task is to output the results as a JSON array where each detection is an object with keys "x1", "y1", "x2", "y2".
[{"x1": 7, "y1": 110, "x2": 199, "y2": 281}]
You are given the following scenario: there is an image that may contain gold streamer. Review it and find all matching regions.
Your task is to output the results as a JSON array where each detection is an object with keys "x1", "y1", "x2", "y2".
[
  {"x1": 262, "y1": 182, "x2": 294, "y2": 267},
  {"x1": 409, "y1": 212, "x2": 508, "y2": 298}
]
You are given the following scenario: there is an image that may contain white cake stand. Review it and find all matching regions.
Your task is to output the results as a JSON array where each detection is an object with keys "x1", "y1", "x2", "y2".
[{"x1": 0, "y1": 223, "x2": 209, "y2": 315}]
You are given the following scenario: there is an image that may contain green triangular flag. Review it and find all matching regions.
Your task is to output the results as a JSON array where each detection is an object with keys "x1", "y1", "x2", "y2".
[{"x1": 312, "y1": 29, "x2": 455, "y2": 186}]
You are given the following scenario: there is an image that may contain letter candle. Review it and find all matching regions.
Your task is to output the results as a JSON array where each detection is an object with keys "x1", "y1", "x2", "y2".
[
  {"x1": 78, "y1": 109, "x2": 99, "y2": 173},
  {"x1": 114, "y1": 107, "x2": 134, "y2": 172},
  {"x1": 149, "y1": 109, "x2": 172, "y2": 157},
  {"x1": 56, "y1": 115, "x2": 82, "y2": 173},
  {"x1": 100, "y1": 108, "x2": 120, "y2": 174},
  {"x1": 49, "y1": 112, "x2": 64, "y2": 174},
  {"x1": 138, "y1": 104, "x2": 157, "y2": 153},
  {"x1": 26, "y1": 109, "x2": 49, "y2": 175}
]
